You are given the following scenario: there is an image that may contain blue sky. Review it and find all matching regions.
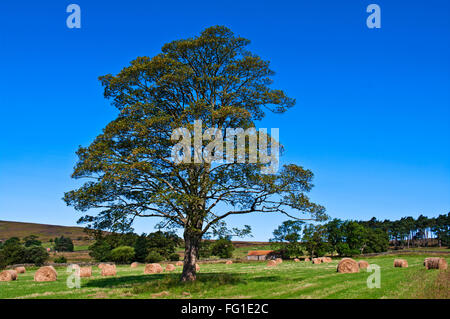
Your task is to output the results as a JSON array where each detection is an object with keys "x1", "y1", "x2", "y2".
[{"x1": 0, "y1": 0, "x2": 449, "y2": 241}]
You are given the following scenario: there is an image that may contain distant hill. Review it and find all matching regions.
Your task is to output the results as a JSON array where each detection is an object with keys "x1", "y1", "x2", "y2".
[
  {"x1": 0, "y1": 220, "x2": 270, "y2": 248},
  {"x1": 0, "y1": 220, "x2": 93, "y2": 244}
]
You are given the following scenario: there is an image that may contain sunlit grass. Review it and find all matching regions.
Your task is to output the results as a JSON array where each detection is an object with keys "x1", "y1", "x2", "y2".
[{"x1": 0, "y1": 255, "x2": 447, "y2": 299}]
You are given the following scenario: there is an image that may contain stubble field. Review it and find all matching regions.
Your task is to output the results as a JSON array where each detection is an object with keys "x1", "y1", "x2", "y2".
[{"x1": 1, "y1": 255, "x2": 448, "y2": 299}]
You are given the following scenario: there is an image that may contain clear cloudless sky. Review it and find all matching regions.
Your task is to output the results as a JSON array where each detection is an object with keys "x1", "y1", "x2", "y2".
[{"x1": 0, "y1": 0, "x2": 449, "y2": 241}]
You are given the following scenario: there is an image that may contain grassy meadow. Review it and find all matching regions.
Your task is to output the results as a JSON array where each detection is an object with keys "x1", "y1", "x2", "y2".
[{"x1": 1, "y1": 255, "x2": 448, "y2": 299}]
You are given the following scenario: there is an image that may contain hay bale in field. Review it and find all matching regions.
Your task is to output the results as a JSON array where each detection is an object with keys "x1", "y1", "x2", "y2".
[
  {"x1": 101, "y1": 264, "x2": 116, "y2": 276},
  {"x1": 275, "y1": 258, "x2": 283, "y2": 264},
  {"x1": 0, "y1": 270, "x2": 18, "y2": 281},
  {"x1": 225, "y1": 260, "x2": 233, "y2": 265},
  {"x1": 358, "y1": 260, "x2": 370, "y2": 269},
  {"x1": 15, "y1": 266, "x2": 26, "y2": 274},
  {"x1": 144, "y1": 263, "x2": 163, "y2": 274},
  {"x1": 80, "y1": 267, "x2": 92, "y2": 277},
  {"x1": 320, "y1": 257, "x2": 332, "y2": 263},
  {"x1": 34, "y1": 266, "x2": 57, "y2": 282},
  {"x1": 176, "y1": 261, "x2": 183, "y2": 266},
  {"x1": 165, "y1": 264, "x2": 175, "y2": 271},
  {"x1": 267, "y1": 260, "x2": 277, "y2": 267},
  {"x1": 294, "y1": 258, "x2": 300, "y2": 262},
  {"x1": 98, "y1": 263, "x2": 107, "y2": 269},
  {"x1": 304, "y1": 258, "x2": 310, "y2": 262},
  {"x1": 312, "y1": 258, "x2": 322, "y2": 264},
  {"x1": 424, "y1": 257, "x2": 448, "y2": 270},
  {"x1": 337, "y1": 258, "x2": 359, "y2": 273},
  {"x1": 394, "y1": 259, "x2": 408, "y2": 268},
  {"x1": 130, "y1": 262, "x2": 139, "y2": 268},
  {"x1": 196, "y1": 264, "x2": 200, "y2": 271}
]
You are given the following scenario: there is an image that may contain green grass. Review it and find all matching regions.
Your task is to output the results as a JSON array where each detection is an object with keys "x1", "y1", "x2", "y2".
[
  {"x1": 393, "y1": 247, "x2": 449, "y2": 252},
  {"x1": 73, "y1": 245, "x2": 90, "y2": 251},
  {"x1": 1, "y1": 255, "x2": 448, "y2": 299}
]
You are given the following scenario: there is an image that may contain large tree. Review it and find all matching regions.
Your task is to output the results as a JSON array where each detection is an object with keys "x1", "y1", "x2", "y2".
[{"x1": 64, "y1": 26, "x2": 327, "y2": 281}]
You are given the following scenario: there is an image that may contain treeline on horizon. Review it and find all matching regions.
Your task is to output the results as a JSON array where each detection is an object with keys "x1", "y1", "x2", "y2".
[
  {"x1": 269, "y1": 212, "x2": 449, "y2": 259},
  {"x1": 354, "y1": 212, "x2": 449, "y2": 248}
]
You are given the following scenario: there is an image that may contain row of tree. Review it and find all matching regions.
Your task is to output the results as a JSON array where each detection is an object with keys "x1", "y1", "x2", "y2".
[
  {"x1": 270, "y1": 213, "x2": 449, "y2": 258},
  {"x1": 0, "y1": 237, "x2": 49, "y2": 269},
  {"x1": 88, "y1": 230, "x2": 236, "y2": 263},
  {"x1": 88, "y1": 231, "x2": 183, "y2": 263},
  {"x1": 357, "y1": 213, "x2": 449, "y2": 248},
  {"x1": 271, "y1": 219, "x2": 389, "y2": 258}
]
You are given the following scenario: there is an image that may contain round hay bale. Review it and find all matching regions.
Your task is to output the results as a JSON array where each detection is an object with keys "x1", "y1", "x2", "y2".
[
  {"x1": 320, "y1": 257, "x2": 332, "y2": 263},
  {"x1": 165, "y1": 264, "x2": 175, "y2": 271},
  {"x1": 225, "y1": 260, "x2": 233, "y2": 265},
  {"x1": 267, "y1": 260, "x2": 277, "y2": 267},
  {"x1": 130, "y1": 262, "x2": 139, "y2": 268},
  {"x1": 337, "y1": 258, "x2": 359, "y2": 273},
  {"x1": 101, "y1": 264, "x2": 116, "y2": 276},
  {"x1": 176, "y1": 261, "x2": 183, "y2": 266},
  {"x1": 15, "y1": 266, "x2": 26, "y2": 274},
  {"x1": 34, "y1": 266, "x2": 57, "y2": 282},
  {"x1": 144, "y1": 263, "x2": 163, "y2": 274},
  {"x1": 424, "y1": 257, "x2": 448, "y2": 270},
  {"x1": 294, "y1": 258, "x2": 300, "y2": 262},
  {"x1": 304, "y1": 258, "x2": 310, "y2": 262},
  {"x1": 275, "y1": 258, "x2": 283, "y2": 264},
  {"x1": 80, "y1": 267, "x2": 92, "y2": 278},
  {"x1": 394, "y1": 259, "x2": 408, "y2": 268},
  {"x1": 196, "y1": 264, "x2": 200, "y2": 271},
  {"x1": 358, "y1": 260, "x2": 370, "y2": 269},
  {"x1": 312, "y1": 258, "x2": 322, "y2": 264},
  {"x1": 98, "y1": 263, "x2": 107, "y2": 269},
  {"x1": 0, "y1": 270, "x2": 18, "y2": 281}
]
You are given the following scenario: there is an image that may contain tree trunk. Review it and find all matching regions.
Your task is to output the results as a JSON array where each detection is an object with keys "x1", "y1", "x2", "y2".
[{"x1": 180, "y1": 230, "x2": 201, "y2": 282}]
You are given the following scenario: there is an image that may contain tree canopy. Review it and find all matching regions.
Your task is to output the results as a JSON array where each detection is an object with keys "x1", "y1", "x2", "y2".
[{"x1": 64, "y1": 26, "x2": 326, "y2": 281}]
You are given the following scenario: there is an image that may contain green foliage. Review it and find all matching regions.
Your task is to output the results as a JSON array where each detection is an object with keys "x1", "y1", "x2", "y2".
[
  {"x1": 89, "y1": 239, "x2": 112, "y2": 262},
  {"x1": 270, "y1": 220, "x2": 304, "y2": 258},
  {"x1": 24, "y1": 246, "x2": 49, "y2": 265},
  {"x1": 23, "y1": 235, "x2": 42, "y2": 247},
  {"x1": 169, "y1": 253, "x2": 180, "y2": 261},
  {"x1": 133, "y1": 234, "x2": 149, "y2": 262},
  {"x1": 4, "y1": 237, "x2": 21, "y2": 246},
  {"x1": 0, "y1": 238, "x2": 49, "y2": 268},
  {"x1": 146, "y1": 231, "x2": 179, "y2": 259},
  {"x1": 302, "y1": 224, "x2": 331, "y2": 258},
  {"x1": 145, "y1": 250, "x2": 163, "y2": 263},
  {"x1": 198, "y1": 241, "x2": 213, "y2": 259},
  {"x1": 0, "y1": 240, "x2": 26, "y2": 268},
  {"x1": 63, "y1": 26, "x2": 327, "y2": 281},
  {"x1": 211, "y1": 238, "x2": 234, "y2": 258},
  {"x1": 54, "y1": 236, "x2": 74, "y2": 252},
  {"x1": 364, "y1": 228, "x2": 389, "y2": 253},
  {"x1": 325, "y1": 219, "x2": 388, "y2": 256},
  {"x1": 432, "y1": 213, "x2": 450, "y2": 247},
  {"x1": 53, "y1": 256, "x2": 68, "y2": 264},
  {"x1": 110, "y1": 246, "x2": 135, "y2": 264},
  {"x1": 89, "y1": 231, "x2": 181, "y2": 262}
]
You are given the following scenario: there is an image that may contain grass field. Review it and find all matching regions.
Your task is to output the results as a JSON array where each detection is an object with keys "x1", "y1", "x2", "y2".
[{"x1": 1, "y1": 255, "x2": 448, "y2": 299}]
